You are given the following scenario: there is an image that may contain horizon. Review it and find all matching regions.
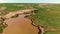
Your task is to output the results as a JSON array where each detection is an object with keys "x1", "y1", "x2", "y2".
[{"x1": 0, "y1": 0, "x2": 60, "y2": 3}]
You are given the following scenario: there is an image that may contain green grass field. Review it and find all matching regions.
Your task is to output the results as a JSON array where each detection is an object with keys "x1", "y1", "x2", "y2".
[
  {"x1": 0, "y1": 3, "x2": 37, "y2": 16},
  {"x1": 31, "y1": 4, "x2": 60, "y2": 34}
]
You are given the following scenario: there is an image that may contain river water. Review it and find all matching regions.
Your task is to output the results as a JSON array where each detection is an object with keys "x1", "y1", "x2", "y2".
[{"x1": 2, "y1": 15, "x2": 39, "y2": 34}]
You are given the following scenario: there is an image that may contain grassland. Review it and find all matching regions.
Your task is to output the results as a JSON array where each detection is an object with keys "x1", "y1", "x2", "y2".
[
  {"x1": 31, "y1": 4, "x2": 60, "y2": 34},
  {"x1": 0, "y1": 3, "x2": 37, "y2": 16},
  {"x1": 0, "y1": 4, "x2": 60, "y2": 34}
]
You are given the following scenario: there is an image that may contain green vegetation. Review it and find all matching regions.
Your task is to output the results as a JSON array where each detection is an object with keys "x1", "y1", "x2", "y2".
[
  {"x1": 31, "y1": 4, "x2": 60, "y2": 34},
  {"x1": 0, "y1": 3, "x2": 37, "y2": 16},
  {"x1": 0, "y1": 19, "x2": 7, "y2": 33},
  {"x1": 0, "y1": 26, "x2": 3, "y2": 33}
]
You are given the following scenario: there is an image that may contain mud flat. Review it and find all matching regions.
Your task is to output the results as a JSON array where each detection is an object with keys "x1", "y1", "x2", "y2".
[{"x1": 2, "y1": 15, "x2": 39, "y2": 34}]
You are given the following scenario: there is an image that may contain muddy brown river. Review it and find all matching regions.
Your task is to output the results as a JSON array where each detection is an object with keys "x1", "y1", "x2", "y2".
[{"x1": 2, "y1": 15, "x2": 39, "y2": 34}]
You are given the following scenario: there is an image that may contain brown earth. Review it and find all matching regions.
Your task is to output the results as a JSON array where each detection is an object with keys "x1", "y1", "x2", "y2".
[
  {"x1": 2, "y1": 15, "x2": 39, "y2": 34},
  {"x1": 0, "y1": 7, "x2": 7, "y2": 11}
]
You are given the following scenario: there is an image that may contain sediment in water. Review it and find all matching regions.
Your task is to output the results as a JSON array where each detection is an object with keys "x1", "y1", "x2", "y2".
[{"x1": 2, "y1": 15, "x2": 39, "y2": 34}]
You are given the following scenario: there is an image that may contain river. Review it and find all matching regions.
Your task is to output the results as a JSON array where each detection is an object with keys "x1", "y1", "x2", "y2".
[{"x1": 2, "y1": 14, "x2": 39, "y2": 34}]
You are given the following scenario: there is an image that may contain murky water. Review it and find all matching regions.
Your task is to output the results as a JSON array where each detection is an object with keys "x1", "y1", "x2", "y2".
[{"x1": 2, "y1": 15, "x2": 38, "y2": 34}]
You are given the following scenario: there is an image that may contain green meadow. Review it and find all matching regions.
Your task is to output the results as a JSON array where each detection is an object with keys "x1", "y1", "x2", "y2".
[{"x1": 31, "y1": 4, "x2": 60, "y2": 34}]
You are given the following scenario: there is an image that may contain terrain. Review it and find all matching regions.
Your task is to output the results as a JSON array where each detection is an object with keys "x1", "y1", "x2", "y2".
[{"x1": 0, "y1": 3, "x2": 60, "y2": 34}]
